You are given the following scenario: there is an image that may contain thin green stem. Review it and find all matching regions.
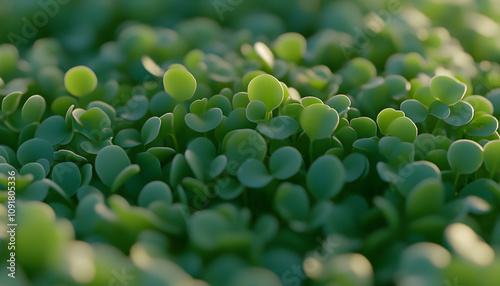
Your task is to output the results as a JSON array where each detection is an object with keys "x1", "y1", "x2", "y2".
[
  {"x1": 309, "y1": 139, "x2": 314, "y2": 164},
  {"x1": 454, "y1": 172, "x2": 460, "y2": 190},
  {"x1": 171, "y1": 134, "x2": 179, "y2": 151},
  {"x1": 432, "y1": 120, "x2": 443, "y2": 136}
]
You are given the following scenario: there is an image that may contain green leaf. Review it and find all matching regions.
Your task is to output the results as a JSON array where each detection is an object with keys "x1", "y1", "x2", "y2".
[
  {"x1": 141, "y1": 116, "x2": 161, "y2": 144},
  {"x1": 307, "y1": 155, "x2": 345, "y2": 200},
  {"x1": 274, "y1": 182, "x2": 309, "y2": 221},
  {"x1": 301, "y1": 104, "x2": 339, "y2": 140},
  {"x1": 443, "y1": 101, "x2": 474, "y2": 126},
  {"x1": 430, "y1": 75, "x2": 466, "y2": 105},
  {"x1": 185, "y1": 137, "x2": 217, "y2": 181},
  {"x1": 248, "y1": 74, "x2": 283, "y2": 113},
  {"x1": 111, "y1": 164, "x2": 140, "y2": 193},
  {"x1": 95, "y1": 145, "x2": 131, "y2": 187},
  {"x1": 114, "y1": 128, "x2": 142, "y2": 148},
  {"x1": 406, "y1": 178, "x2": 444, "y2": 219},
  {"x1": 237, "y1": 159, "x2": 273, "y2": 188},
  {"x1": 64, "y1": 66, "x2": 98, "y2": 96},
  {"x1": 222, "y1": 129, "x2": 267, "y2": 175},
  {"x1": 448, "y1": 139, "x2": 483, "y2": 174},
  {"x1": 51, "y1": 162, "x2": 81, "y2": 197},
  {"x1": 257, "y1": 116, "x2": 298, "y2": 140},
  {"x1": 428, "y1": 100, "x2": 450, "y2": 119},
  {"x1": 254, "y1": 42, "x2": 275, "y2": 69},
  {"x1": 395, "y1": 161, "x2": 441, "y2": 196},
  {"x1": 17, "y1": 138, "x2": 54, "y2": 166},
  {"x1": 35, "y1": 115, "x2": 70, "y2": 145},
  {"x1": 386, "y1": 116, "x2": 418, "y2": 143},
  {"x1": 246, "y1": 100, "x2": 267, "y2": 122},
  {"x1": 1, "y1": 91, "x2": 23, "y2": 115},
  {"x1": 400, "y1": 99, "x2": 428, "y2": 123},
  {"x1": 269, "y1": 146, "x2": 303, "y2": 180},
  {"x1": 465, "y1": 114, "x2": 498, "y2": 137},
  {"x1": 273, "y1": 32, "x2": 306, "y2": 63},
  {"x1": 350, "y1": 117, "x2": 377, "y2": 138},
  {"x1": 185, "y1": 108, "x2": 223, "y2": 132},
  {"x1": 343, "y1": 152, "x2": 369, "y2": 182},
  {"x1": 376, "y1": 108, "x2": 405, "y2": 135},
  {"x1": 78, "y1": 107, "x2": 112, "y2": 142},
  {"x1": 483, "y1": 140, "x2": 500, "y2": 176},
  {"x1": 188, "y1": 210, "x2": 230, "y2": 251},
  {"x1": 163, "y1": 68, "x2": 197, "y2": 101},
  {"x1": 326, "y1": 94, "x2": 351, "y2": 116},
  {"x1": 138, "y1": 181, "x2": 173, "y2": 208},
  {"x1": 119, "y1": 95, "x2": 149, "y2": 121},
  {"x1": 22, "y1": 95, "x2": 46, "y2": 123}
]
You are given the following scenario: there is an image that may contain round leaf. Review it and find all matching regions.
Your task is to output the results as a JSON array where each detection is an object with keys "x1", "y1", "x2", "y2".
[
  {"x1": 465, "y1": 114, "x2": 498, "y2": 137},
  {"x1": 64, "y1": 66, "x2": 98, "y2": 96},
  {"x1": 376, "y1": 108, "x2": 405, "y2": 135},
  {"x1": 269, "y1": 146, "x2": 303, "y2": 180},
  {"x1": 246, "y1": 100, "x2": 267, "y2": 122},
  {"x1": 138, "y1": 181, "x2": 173, "y2": 208},
  {"x1": 141, "y1": 116, "x2": 161, "y2": 144},
  {"x1": 430, "y1": 75, "x2": 466, "y2": 105},
  {"x1": 400, "y1": 99, "x2": 428, "y2": 123},
  {"x1": 163, "y1": 68, "x2": 197, "y2": 101},
  {"x1": 248, "y1": 74, "x2": 283, "y2": 113},
  {"x1": 95, "y1": 145, "x2": 131, "y2": 186},
  {"x1": 443, "y1": 101, "x2": 474, "y2": 126},
  {"x1": 22, "y1": 95, "x2": 46, "y2": 123},
  {"x1": 17, "y1": 138, "x2": 54, "y2": 166},
  {"x1": 301, "y1": 104, "x2": 339, "y2": 140},
  {"x1": 386, "y1": 116, "x2": 418, "y2": 143},
  {"x1": 448, "y1": 139, "x2": 483, "y2": 174},
  {"x1": 274, "y1": 182, "x2": 309, "y2": 221},
  {"x1": 307, "y1": 155, "x2": 345, "y2": 200},
  {"x1": 237, "y1": 159, "x2": 273, "y2": 188}
]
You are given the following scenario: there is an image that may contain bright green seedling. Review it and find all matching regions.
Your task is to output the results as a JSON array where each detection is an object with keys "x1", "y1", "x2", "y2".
[
  {"x1": 386, "y1": 116, "x2": 418, "y2": 143},
  {"x1": 269, "y1": 146, "x2": 303, "y2": 179},
  {"x1": 483, "y1": 140, "x2": 500, "y2": 178},
  {"x1": 400, "y1": 99, "x2": 427, "y2": 123},
  {"x1": 163, "y1": 68, "x2": 197, "y2": 101},
  {"x1": 248, "y1": 74, "x2": 284, "y2": 114},
  {"x1": 64, "y1": 66, "x2": 98, "y2": 97},
  {"x1": 273, "y1": 32, "x2": 306, "y2": 63},
  {"x1": 448, "y1": 139, "x2": 483, "y2": 175},
  {"x1": 301, "y1": 104, "x2": 339, "y2": 140},
  {"x1": 307, "y1": 155, "x2": 345, "y2": 200},
  {"x1": 301, "y1": 96, "x2": 323, "y2": 108},
  {"x1": 274, "y1": 182, "x2": 309, "y2": 221},
  {"x1": 430, "y1": 75, "x2": 466, "y2": 105},
  {"x1": 22, "y1": 95, "x2": 46, "y2": 123},
  {"x1": 257, "y1": 116, "x2": 298, "y2": 140},
  {"x1": 377, "y1": 108, "x2": 405, "y2": 135}
]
